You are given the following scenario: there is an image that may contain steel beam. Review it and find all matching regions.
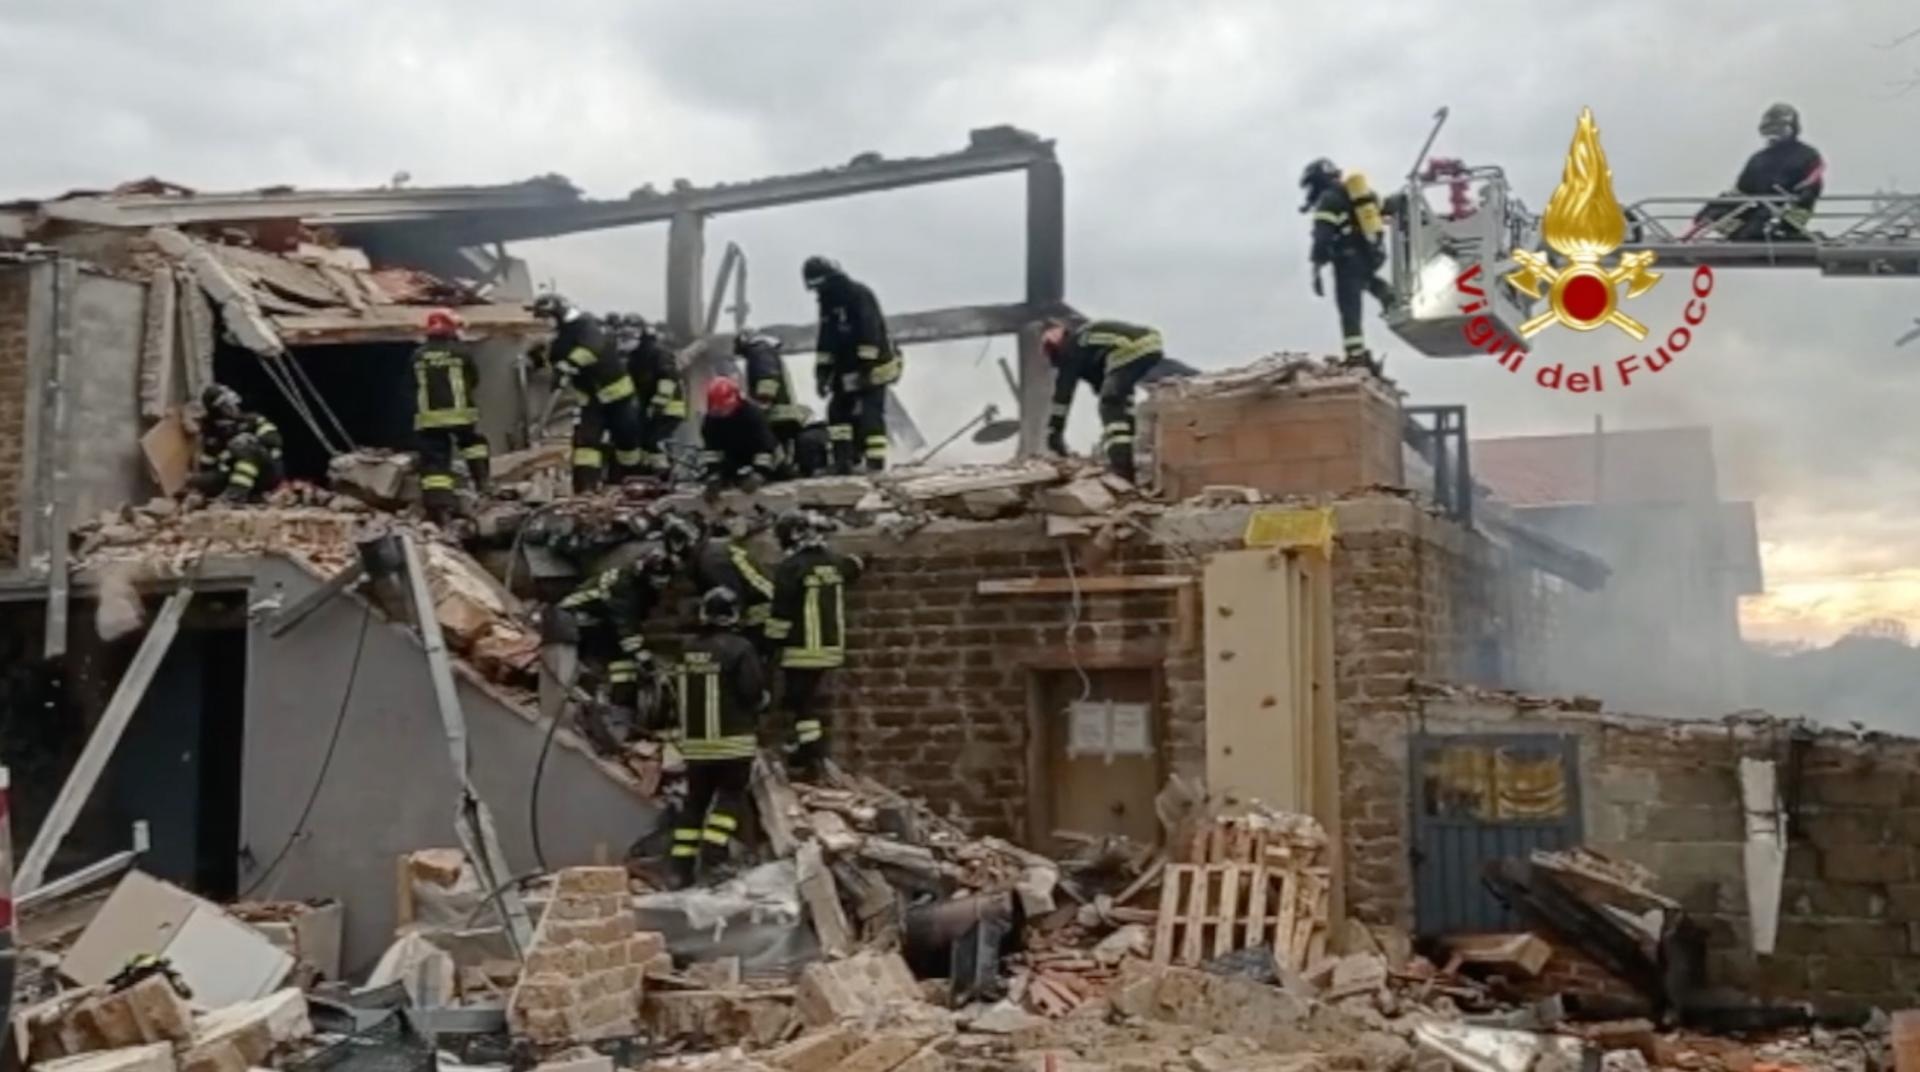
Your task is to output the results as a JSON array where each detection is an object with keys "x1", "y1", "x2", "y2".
[
  {"x1": 395, "y1": 534, "x2": 534, "y2": 956},
  {"x1": 17, "y1": 585, "x2": 194, "y2": 894},
  {"x1": 17, "y1": 821, "x2": 149, "y2": 912},
  {"x1": 754, "y1": 300, "x2": 1073, "y2": 355}
]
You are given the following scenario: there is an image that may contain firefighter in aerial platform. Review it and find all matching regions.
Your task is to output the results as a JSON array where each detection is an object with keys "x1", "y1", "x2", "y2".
[
  {"x1": 655, "y1": 586, "x2": 771, "y2": 889},
  {"x1": 625, "y1": 315, "x2": 687, "y2": 477},
  {"x1": 735, "y1": 330, "x2": 807, "y2": 475},
  {"x1": 804, "y1": 256, "x2": 903, "y2": 474},
  {"x1": 1301, "y1": 158, "x2": 1397, "y2": 375},
  {"x1": 411, "y1": 308, "x2": 490, "y2": 525},
  {"x1": 1040, "y1": 317, "x2": 1164, "y2": 484},
  {"x1": 191, "y1": 384, "x2": 283, "y2": 504},
  {"x1": 551, "y1": 546, "x2": 677, "y2": 749},
  {"x1": 1695, "y1": 102, "x2": 1825, "y2": 242},
  {"x1": 529, "y1": 294, "x2": 646, "y2": 493},
  {"x1": 699, "y1": 377, "x2": 782, "y2": 491},
  {"x1": 766, "y1": 511, "x2": 863, "y2": 781}
]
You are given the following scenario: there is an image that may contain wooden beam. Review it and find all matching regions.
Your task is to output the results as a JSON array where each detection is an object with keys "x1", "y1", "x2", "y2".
[
  {"x1": 17, "y1": 584, "x2": 194, "y2": 894},
  {"x1": 977, "y1": 575, "x2": 1194, "y2": 596}
]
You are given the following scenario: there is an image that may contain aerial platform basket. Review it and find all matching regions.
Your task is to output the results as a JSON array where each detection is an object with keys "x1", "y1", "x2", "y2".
[{"x1": 1384, "y1": 165, "x2": 1542, "y2": 358}]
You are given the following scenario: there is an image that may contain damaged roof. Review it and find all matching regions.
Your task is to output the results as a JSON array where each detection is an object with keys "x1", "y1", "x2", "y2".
[{"x1": 1472, "y1": 427, "x2": 1720, "y2": 507}]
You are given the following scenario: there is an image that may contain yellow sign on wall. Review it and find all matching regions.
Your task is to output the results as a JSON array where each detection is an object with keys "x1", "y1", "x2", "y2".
[{"x1": 1243, "y1": 506, "x2": 1335, "y2": 556}]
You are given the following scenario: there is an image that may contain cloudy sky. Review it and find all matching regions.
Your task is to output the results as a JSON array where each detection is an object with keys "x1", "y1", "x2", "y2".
[{"x1": 6, "y1": 0, "x2": 1920, "y2": 644}]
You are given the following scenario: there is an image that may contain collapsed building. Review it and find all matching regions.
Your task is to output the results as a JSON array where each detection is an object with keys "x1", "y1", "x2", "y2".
[{"x1": 0, "y1": 135, "x2": 1907, "y2": 1072}]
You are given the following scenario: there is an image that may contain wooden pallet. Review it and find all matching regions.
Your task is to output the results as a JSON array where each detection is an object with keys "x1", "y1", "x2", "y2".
[
  {"x1": 1184, "y1": 819, "x2": 1322, "y2": 872},
  {"x1": 1151, "y1": 862, "x2": 1334, "y2": 970}
]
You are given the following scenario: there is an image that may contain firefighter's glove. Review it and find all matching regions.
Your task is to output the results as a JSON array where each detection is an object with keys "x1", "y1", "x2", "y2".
[{"x1": 1311, "y1": 269, "x2": 1325, "y2": 298}]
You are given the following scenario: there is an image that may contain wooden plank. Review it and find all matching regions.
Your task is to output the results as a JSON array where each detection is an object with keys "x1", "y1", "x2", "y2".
[
  {"x1": 751, "y1": 752, "x2": 800, "y2": 858},
  {"x1": 1179, "y1": 868, "x2": 1207, "y2": 967},
  {"x1": 977, "y1": 574, "x2": 1194, "y2": 596},
  {"x1": 1213, "y1": 867, "x2": 1241, "y2": 958},
  {"x1": 1445, "y1": 933, "x2": 1553, "y2": 977},
  {"x1": 796, "y1": 842, "x2": 854, "y2": 957},
  {"x1": 395, "y1": 855, "x2": 415, "y2": 930},
  {"x1": 1892, "y1": 1010, "x2": 1920, "y2": 1072},
  {"x1": 1273, "y1": 868, "x2": 1300, "y2": 969},
  {"x1": 1246, "y1": 866, "x2": 1271, "y2": 950},
  {"x1": 140, "y1": 408, "x2": 195, "y2": 497},
  {"x1": 1152, "y1": 865, "x2": 1187, "y2": 965}
]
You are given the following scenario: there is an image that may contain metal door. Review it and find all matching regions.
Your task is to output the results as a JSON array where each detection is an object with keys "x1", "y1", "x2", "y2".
[{"x1": 1411, "y1": 733, "x2": 1582, "y2": 936}]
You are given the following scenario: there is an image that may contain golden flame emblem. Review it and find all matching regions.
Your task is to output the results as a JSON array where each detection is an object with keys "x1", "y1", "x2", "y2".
[{"x1": 1506, "y1": 108, "x2": 1660, "y2": 339}]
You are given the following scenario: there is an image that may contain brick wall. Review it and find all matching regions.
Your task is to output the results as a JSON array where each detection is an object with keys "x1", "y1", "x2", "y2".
[
  {"x1": 0, "y1": 267, "x2": 32, "y2": 565},
  {"x1": 827, "y1": 524, "x2": 1212, "y2": 839},
  {"x1": 1146, "y1": 380, "x2": 1403, "y2": 501},
  {"x1": 1341, "y1": 688, "x2": 1920, "y2": 1009}
]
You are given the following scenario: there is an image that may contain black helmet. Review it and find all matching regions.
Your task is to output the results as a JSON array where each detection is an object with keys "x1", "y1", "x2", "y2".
[
  {"x1": 1759, "y1": 102, "x2": 1799, "y2": 142},
  {"x1": 774, "y1": 511, "x2": 817, "y2": 551},
  {"x1": 528, "y1": 293, "x2": 571, "y2": 321},
  {"x1": 1300, "y1": 157, "x2": 1340, "y2": 191},
  {"x1": 657, "y1": 512, "x2": 702, "y2": 559},
  {"x1": 801, "y1": 256, "x2": 841, "y2": 290},
  {"x1": 699, "y1": 586, "x2": 742, "y2": 626},
  {"x1": 636, "y1": 546, "x2": 676, "y2": 588},
  {"x1": 201, "y1": 384, "x2": 241, "y2": 417},
  {"x1": 734, "y1": 330, "x2": 781, "y2": 357}
]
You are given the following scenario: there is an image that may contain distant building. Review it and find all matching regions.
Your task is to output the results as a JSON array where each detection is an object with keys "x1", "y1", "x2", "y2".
[{"x1": 1472, "y1": 426, "x2": 1763, "y2": 714}]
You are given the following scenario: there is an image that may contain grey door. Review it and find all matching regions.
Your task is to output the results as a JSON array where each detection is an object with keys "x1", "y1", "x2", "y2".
[{"x1": 1411, "y1": 733, "x2": 1582, "y2": 936}]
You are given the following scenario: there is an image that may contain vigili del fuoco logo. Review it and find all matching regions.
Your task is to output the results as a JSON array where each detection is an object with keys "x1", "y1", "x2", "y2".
[{"x1": 1454, "y1": 107, "x2": 1715, "y2": 392}]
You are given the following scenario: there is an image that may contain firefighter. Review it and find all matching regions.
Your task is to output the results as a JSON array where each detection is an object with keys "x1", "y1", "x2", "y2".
[
  {"x1": 1301, "y1": 157, "x2": 1397, "y2": 374},
  {"x1": 791, "y1": 414, "x2": 831, "y2": 478},
  {"x1": 656, "y1": 586, "x2": 770, "y2": 889},
  {"x1": 627, "y1": 315, "x2": 687, "y2": 477},
  {"x1": 766, "y1": 511, "x2": 863, "y2": 780},
  {"x1": 1041, "y1": 316, "x2": 1165, "y2": 484},
  {"x1": 554, "y1": 546, "x2": 677, "y2": 715},
  {"x1": 191, "y1": 384, "x2": 283, "y2": 503},
  {"x1": 692, "y1": 517, "x2": 777, "y2": 658},
  {"x1": 1695, "y1": 102, "x2": 1824, "y2": 242},
  {"x1": 529, "y1": 294, "x2": 646, "y2": 493},
  {"x1": 734, "y1": 330, "x2": 806, "y2": 474},
  {"x1": 803, "y1": 256, "x2": 902, "y2": 474},
  {"x1": 411, "y1": 308, "x2": 490, "y2": 525},
  {"x1": 699, "y1": 377, "x2": 780, "y2": 490}
]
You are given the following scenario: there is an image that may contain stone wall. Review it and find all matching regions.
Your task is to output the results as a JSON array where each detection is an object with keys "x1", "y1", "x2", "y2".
[
  {"x1": 0, "y1": 266, "x2": 35, "y2": 565},
  {"x1": 1341, "y1": 687, "x2": 1920, "y2": 1009}
]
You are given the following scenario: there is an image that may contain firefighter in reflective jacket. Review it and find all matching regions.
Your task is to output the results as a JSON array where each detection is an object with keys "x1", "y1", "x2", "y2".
[
  {"x1": 412, "y1": 308, "x2": 490, "y2": 524},
  {"x1": 192, "y1": 384, "x2": 283, "y2": 503},
  {"x1": 735, "y1": 331, "x2": 807, "y2": 474},
  {"x1": 555, "y1": 547, "x2": 676, "y2": 712},
  {"x1": 655, "y1": 586, "x2": 770, "y2": 889},
  {"x1": 1042, "y1": 317, "x2": 1164, "y2": 484},
  {"x1": 1696, "y1": 102, "x2": 1824, "y2": 242},
  {"x1": 692, "y1": 518, "x2": 776, "y2": 658},
  {"x1": 1302, "y1": 158, "x2": 1396, "y2": 374},
  {"x1": 765, "y1": 512, "x2": 863, "y2": 779},
  {"x1": 625, "y1": 316, "x2": 687, "y2": 476},
  {"x1": 530, "y1": 294, "x2": 645, "y2": 493},
  {"x1": 804, "y1": 256, "x2": 902, "y2": 474},
  {"x1": 700, "y1": 378, "x2": 781, "y2": 489}
]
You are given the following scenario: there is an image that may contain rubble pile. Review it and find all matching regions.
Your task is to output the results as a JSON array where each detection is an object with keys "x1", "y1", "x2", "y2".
[{"x1": 1140, "y1": 351, "x2": 1382, "y2": 403}]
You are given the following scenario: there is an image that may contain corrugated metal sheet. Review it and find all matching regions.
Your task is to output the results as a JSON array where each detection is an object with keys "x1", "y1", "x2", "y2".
[{"x1": 1411, "y1": 733, "x2": 1583, "y2": 936}]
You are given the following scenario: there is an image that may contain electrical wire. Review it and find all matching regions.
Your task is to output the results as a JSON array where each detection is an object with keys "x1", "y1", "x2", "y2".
[
  {"x1": 240, "y1": 603, "x2": 373, "y2": 897},
  {"x1": 1059, "y1": 544, "x2": 1092, "y2": 704},
  {"x1": 280, "y1": 350, "x2": 355, "y2": 451},
  {"x1": 527, "y1": 646, "x2": 579, "y2": 874}
]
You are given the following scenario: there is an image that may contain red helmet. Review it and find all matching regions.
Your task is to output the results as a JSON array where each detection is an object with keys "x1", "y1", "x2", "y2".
[
  {"x1": 424, "y1": 308, "x2": 463, "y2": 339},
  {"x1": 706, "y1": 376, "x2": 744, "y2": 416}
]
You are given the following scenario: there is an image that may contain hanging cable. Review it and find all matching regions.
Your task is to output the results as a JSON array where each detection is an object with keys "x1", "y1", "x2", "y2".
[
  {"x1": 252, "y1": 352, "x2": 345, "y2": 457},
  {"x1": 1059, "y1": 543, "x2": 1092, "y2": 705},
  {"x1": 279, "y1": 350, "x2": 356, "y2": 451},
  {"x1": 240, "y1": 602, "x2": 372, "y2": 897}
]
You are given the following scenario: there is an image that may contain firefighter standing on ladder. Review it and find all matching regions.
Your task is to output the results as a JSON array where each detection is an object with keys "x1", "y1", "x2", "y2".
[
  {"x1": 765, "y1": 511, "x2": 862, "y2": 780},
  {"x1": 529, "y1": 294, "x2": 646, "y2": 492},
  {"x1": 1302, "y1": 158, "x2": 1396, "y2": 375},
  {"x1": 411, "y1": 308, "x2": 490, "y2": 526},
  {"x1": 655, "y1": 586, "x2": 770, "y2": 889}
]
